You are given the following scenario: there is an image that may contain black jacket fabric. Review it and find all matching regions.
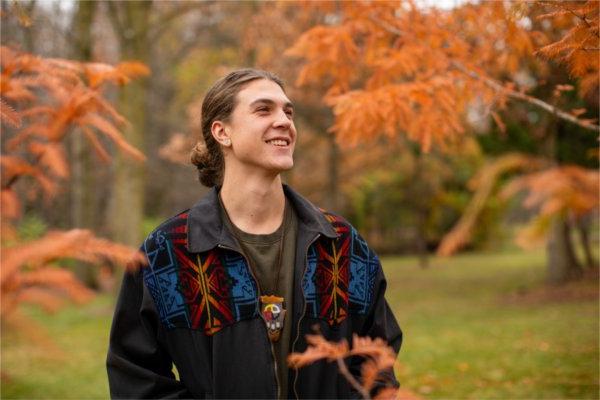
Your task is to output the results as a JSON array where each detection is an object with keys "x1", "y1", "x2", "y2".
[{"x1": 106, "y1": 185, "x2": 402, "y2": 399}]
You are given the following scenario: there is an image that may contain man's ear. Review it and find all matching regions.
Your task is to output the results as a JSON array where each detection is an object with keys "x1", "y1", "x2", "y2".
[{"x1": 211, "y1": 120, "x2": 232, "y2": 147}]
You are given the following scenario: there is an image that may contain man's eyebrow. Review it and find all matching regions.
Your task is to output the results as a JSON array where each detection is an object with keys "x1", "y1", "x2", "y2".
[{"x1": 249, "y1": 98, "x2": 294, "y2": 109}]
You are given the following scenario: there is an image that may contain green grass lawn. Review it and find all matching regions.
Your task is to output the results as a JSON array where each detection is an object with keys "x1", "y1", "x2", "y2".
[
  {"x1": 1, "y1": 249, "x2": 598, "y2": 399},
  {"x1": 1, "y1": 294, "x2": 114, "y2": 399},
  {"x1": 386, "y1": 251, "x2": 599, "y2": 399}
]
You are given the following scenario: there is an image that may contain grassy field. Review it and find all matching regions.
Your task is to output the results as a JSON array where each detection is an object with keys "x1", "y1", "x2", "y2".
[
  {"x1": 1, "y1": 249, "x2": 598, "y2": 399},
  {"x1": 388, "y1": 251, "x2": 599, "y2": 399}
]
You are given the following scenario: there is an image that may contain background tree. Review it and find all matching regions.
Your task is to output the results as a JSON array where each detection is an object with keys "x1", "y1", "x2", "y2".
[
  {"x1": 286, "y1": 0, "x2": 599, "y2": 283},
  {"x1": 69, "y1": 0, "x2": 99, "y2": 287},
  {"x1": 0, "y1": 45, "x2": 148, "y2": 361},
  {"x1": 104, "y1": 1, "x2": 152, "y2": 248}
]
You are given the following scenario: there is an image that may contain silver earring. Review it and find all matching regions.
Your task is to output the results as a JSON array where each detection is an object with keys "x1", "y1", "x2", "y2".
[{"x1": 223, "y1": 139, "x2": 231, "y2": 146}]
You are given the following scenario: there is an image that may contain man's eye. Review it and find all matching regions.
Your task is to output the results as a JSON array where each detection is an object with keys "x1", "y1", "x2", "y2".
[
  {"x1": 256, "y1": 107, "x2": 269, "y2": 113},
  {"x1": 285, "y1": 109, "x2": 294, "y2": 117}
]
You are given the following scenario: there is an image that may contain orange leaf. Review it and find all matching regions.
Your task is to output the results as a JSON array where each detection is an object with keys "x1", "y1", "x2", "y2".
[
  {"x1": 0, "y1": 189, "x2": 20, "y2": 219},
  {"x1": 28, "y1": 142, "x2": 69, "y2": 179},
  {"x1": 116, "y1": 61, "x2": 151, "y2": 81},
  {"x1": 80, "y1": 113, "x2": 146, "y2": 161},
  {"x1": 15, "y1": 288, "x2": 65, "y2": 313},
  {"x1": 81, "y1": 126, "x2": 111, "y2": 163},
  {"x1": 0, "y1": 98, "x2": 21, "y2": 128},
  {"x1": 491, "y1": 111, "x2": 506, "y2": 134}
]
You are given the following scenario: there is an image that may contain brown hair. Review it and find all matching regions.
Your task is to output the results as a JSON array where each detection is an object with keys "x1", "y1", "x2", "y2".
[{"x1": 191, "y1": 68, "x2": 286, "y2": 187}]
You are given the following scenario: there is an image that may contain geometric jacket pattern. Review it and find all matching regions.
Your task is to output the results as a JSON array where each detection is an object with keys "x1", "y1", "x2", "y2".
[{"x1": 142, "y1": 209, "x2": 379, "y2": 335}]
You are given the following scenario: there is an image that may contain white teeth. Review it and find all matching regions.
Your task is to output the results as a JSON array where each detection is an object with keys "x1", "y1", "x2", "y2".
[{"x1": 267, "y1": 139, "x2": 288, "y2": 146}]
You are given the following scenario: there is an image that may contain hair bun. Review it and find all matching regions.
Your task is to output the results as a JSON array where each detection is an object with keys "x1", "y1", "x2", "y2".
[
  {"x1": 190, "y1": 141, "x2": 222, "y2": 187},
  {"x1": 190, "y1": 141, "x2": 208, "y2": 168}
]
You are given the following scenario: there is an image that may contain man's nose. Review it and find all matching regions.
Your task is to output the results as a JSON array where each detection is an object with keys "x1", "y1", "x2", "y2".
[{"x1": 273, "y1": 108, "x2": 291, "y2": 129}]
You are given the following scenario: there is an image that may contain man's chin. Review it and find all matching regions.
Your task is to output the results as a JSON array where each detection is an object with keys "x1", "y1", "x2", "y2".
[{"x1": 268, "y1": 158, "x2": 294, "y2": 174}]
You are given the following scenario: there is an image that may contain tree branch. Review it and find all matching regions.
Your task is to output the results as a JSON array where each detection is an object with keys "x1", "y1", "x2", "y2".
[
  {"x1": 450, "y1": 61, "x2": 600, "y2": 133},
  {"x1": 368, "y1": 14, "x2": 600, "y2": 133},
  {"x1": 106, "y1": 1, "x2": 126, "y2": 43},
  {"x1": 336, "y1": 358, "x2": 371, "y2": 400},
  {"x1": 167, "y1": 18, "x2": 221, "y2": 65},
  {"x1": 368, "y1": 13, "x2": 402, "y2": 36},
  {"x1": 148, "y1": 2, "x2": 212, "y2": 43},
  {"x1": 2, "y1": 153, "x2": 43, "y2": 191},
  {"x1": 567, "y1": 8, "x2": 600, "y2": 39}
]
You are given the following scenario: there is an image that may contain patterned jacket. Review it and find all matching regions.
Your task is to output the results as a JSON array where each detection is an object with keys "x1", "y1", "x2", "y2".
[{"x1": 106, "y1": 185, "x2": 402, "y2": 399}]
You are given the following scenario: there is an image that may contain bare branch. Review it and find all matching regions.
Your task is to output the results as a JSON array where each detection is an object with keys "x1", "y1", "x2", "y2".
[
  {"x1": 336, "y1": 358, "x2": 371, "y2": 400},
  {"x1": 451, "y1": 61, "x2": 600, "y2": 133},
  {"x1": 167, "y1": 18, "x2": 221, "y2": 65},
  {"x1": 149, "y1": 2, "x2": 212, "y2": 42},
  {"x1": 106, "y1": 1, "x2": 126, "y2": 43},
  {"x1": 368, "y1": 13, "x2": 402, "y2": 36}
]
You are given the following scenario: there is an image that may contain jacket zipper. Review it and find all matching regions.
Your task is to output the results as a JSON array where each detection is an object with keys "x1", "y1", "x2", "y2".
[
  {"x1": 270, "y1": 341, "x2": 281, "y2": 399},
  {"x1": 292, "y1": 233, "x2": 321, "y2": 400},
  {"x1": 218, "y1": 244, "x2": 281, "y2": 399}
]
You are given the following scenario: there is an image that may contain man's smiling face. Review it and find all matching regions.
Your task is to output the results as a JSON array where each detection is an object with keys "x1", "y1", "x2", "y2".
[{"x1": 223, "y1": 78, "x2": 297, "y2": 174}]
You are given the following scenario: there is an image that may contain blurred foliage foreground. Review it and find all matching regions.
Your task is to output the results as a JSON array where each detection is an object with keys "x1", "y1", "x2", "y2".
[{"x1": 1, "y1": 249, "x2": 598, "y2": 399}]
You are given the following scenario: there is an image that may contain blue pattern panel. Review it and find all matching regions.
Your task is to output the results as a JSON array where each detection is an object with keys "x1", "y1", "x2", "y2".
[
  {"x1": 302, "y1": 245, "x2": 319, "y2": 316},
  {"x1": 348, "y1": 228, "x2": 379, "y2": 314},
  {"x1": 302, "y1": 222, "x2": 379, "y2": 323},
  {"x1": 143, "y1": 229, "x2": 189, "y2": 329},
  {"x1": 221, "y1": 251, "x2": 259, "y2": 320}
]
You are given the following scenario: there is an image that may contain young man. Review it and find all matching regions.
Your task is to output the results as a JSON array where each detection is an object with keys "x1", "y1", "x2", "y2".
[{"x1": 107, "y1": 69, "x2": 402, "y2": 399}]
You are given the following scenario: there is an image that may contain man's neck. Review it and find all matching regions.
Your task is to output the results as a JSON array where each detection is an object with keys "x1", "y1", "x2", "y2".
[{"x1": 220, "y1": 171, "x2": 285, "y2": 235}]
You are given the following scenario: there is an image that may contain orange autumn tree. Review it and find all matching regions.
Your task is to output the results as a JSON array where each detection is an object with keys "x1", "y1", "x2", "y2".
[
  {"x1": 287, "y1": 1, "x2": 598, "y2": 145},
  {"x1": 535, "y1": 0, "x2": 599, "y2": 102},
  {"x1": 0, "y1": 46, "x2": 149, "y2": 343},
  {"x1": 286, "y1": 0, "x2": 599, "y2": 283},
  {"x1": 438, "y1": 0, "x2": 599, "y2": 281}
]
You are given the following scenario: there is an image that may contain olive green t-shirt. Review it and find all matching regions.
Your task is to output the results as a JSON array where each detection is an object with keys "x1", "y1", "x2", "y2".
[{"x1": 219, "y1": 196, "x2": 298, "y2": 399}]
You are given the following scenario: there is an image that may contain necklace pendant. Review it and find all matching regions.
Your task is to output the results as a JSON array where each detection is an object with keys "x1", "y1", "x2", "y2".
[{"x1": 259, "y1": 295, "x2": 286, "y2": 342}]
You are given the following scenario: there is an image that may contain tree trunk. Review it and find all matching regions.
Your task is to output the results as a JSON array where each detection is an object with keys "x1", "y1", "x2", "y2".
[
  {"x1": 326, "y1": 132, "x2": 340, "y2": 212},
  {"x1": 22, "y1": 1, "x2": 37, "y2": 53},
  {"x1": 546, "y1": 214, "x2": 583, "y2": 284},
  {"x1": 107, "y1": 1, "x2": 152, "y2": 247},
  {"x1": 70, "y1": 0, "x2": 99, "y2": 288},
  {"x1": 416, "y1": 216, "x2": 429, "y2": 269},
  {"x1": 541, "y1": 117, "x2": 583, "y2": 285},
  {"x1": 576, "y1": 213, "x2": 598, "y2": 270},
  {"x1": 412, "y1": 153, "x2": 430, "y2": 268}
]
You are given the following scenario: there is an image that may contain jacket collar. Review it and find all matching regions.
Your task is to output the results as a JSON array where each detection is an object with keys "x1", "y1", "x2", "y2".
[{"x1": 186, "y1": 184, "x2": 338, "y2": 253}]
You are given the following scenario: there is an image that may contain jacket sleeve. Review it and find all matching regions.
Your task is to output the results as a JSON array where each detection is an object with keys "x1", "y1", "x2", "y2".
[
  {"x1": 350, "y1": 248, "x2": 403, "y2": 397},
  {"x1": 106, "y1": 262, "x2": 191, "y2": 399}
]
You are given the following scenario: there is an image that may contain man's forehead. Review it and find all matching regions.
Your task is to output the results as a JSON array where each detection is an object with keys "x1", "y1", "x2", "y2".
[{"x1": 238, "y1": 79, "x2": 292, "y2": 106}]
